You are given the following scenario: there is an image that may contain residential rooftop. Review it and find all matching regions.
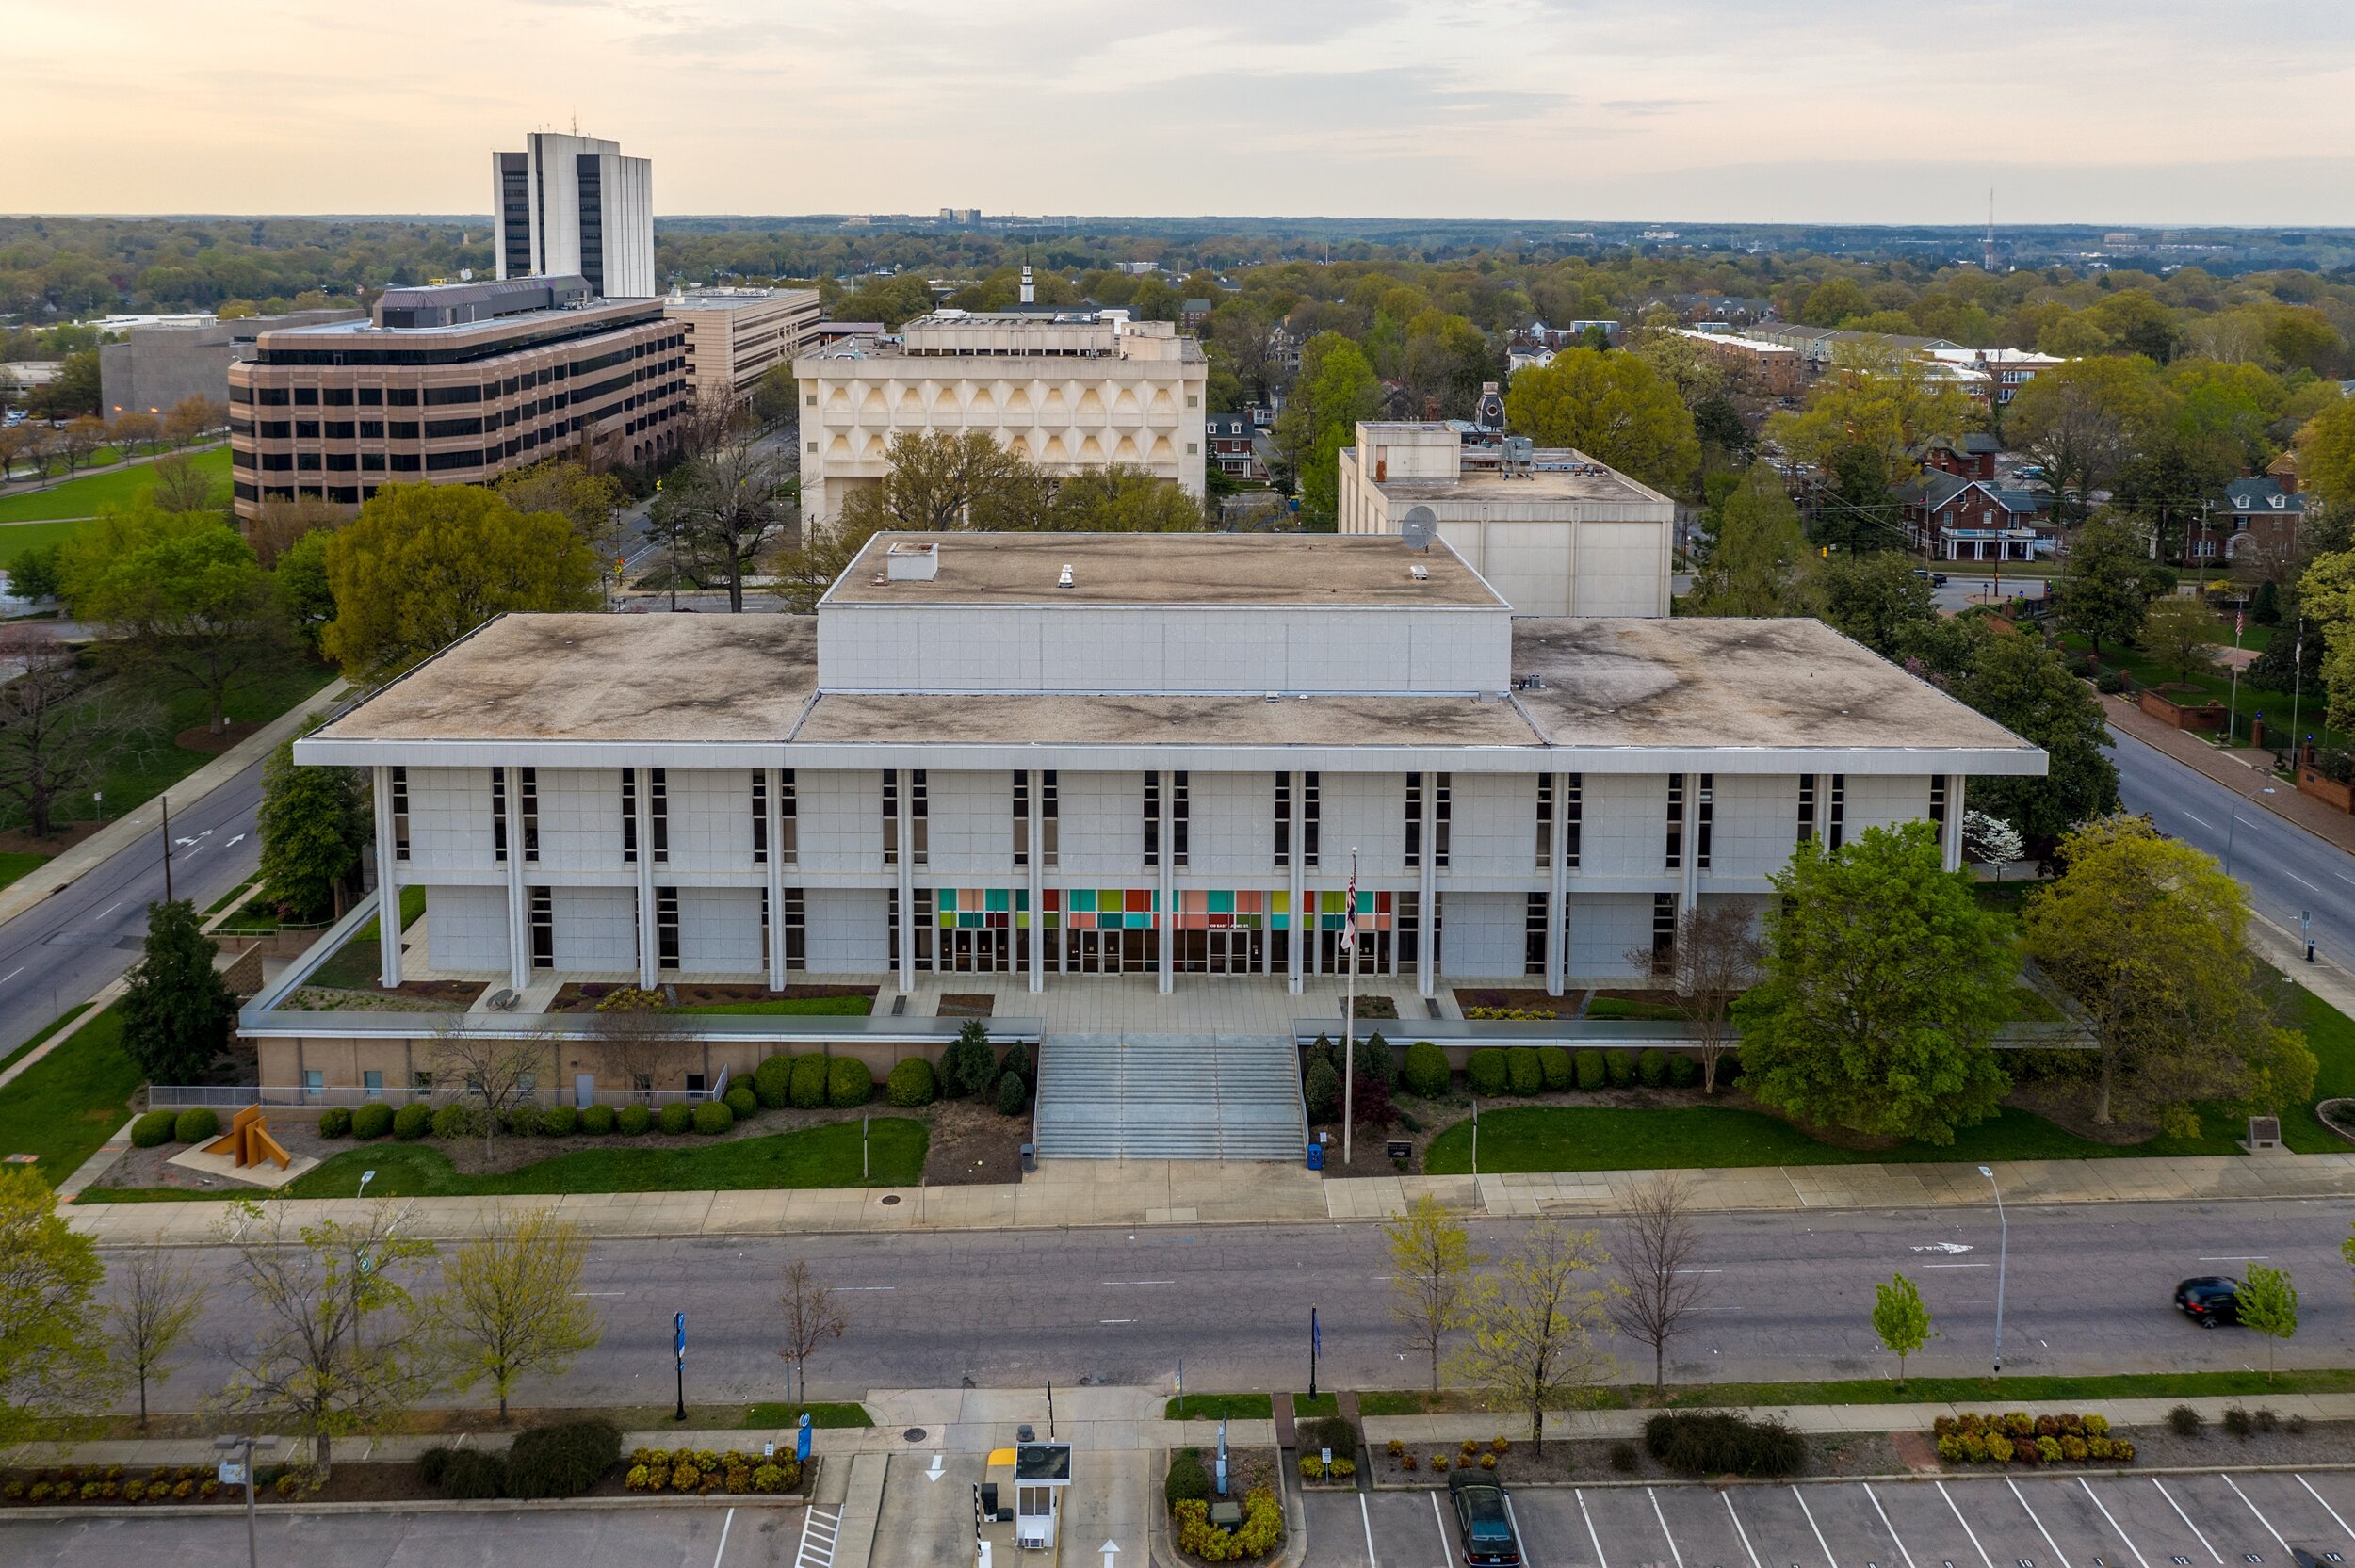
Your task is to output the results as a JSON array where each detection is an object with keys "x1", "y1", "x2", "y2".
[{"x1": 824, "y1": 531, "x2": 1509, "y2": 609}]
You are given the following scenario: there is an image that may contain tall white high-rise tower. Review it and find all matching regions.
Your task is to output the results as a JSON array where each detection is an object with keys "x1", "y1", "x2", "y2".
[{"x1": 492, "y1": 132, "x2": 655, "y2": 299}]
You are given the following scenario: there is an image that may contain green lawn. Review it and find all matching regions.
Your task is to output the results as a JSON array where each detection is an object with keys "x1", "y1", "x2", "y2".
[
  {"x1": 0, "y1": 447, "x2": 231, "y2": 526},
  {"x1": 0, "y1": 1002, "x2": 94, "y2": 1077},
  {"x1": 2282, "y1": 982, "x2": 2355, "y2": 1152},
  {"x1": 671, "y1": 995, "x2": 874, "y2": 1016},
  {"x1": 2061, "y1": 624, "x2": 2326, "y2": 752},
  {"x1": 83, "y1": 1116, "x2": 929, "y2": 1201},
  {"x1": 740, "y1": 1401, "x2": 874, "y2": 1429},
  {"x1": 1291, "y1": 1392, "x2": 1338, "y2": 1418},
  {"x1": 1164, "y1": 1393, "x2": 1273, "y2": 1420},
  {"x1": 0, "y1": 1006, "x2": 139, "y2": 1183},
  {"x1": 303, "y1": 886, "x2": 427, "y2": 988},
  {"x1": 0, "y1": 850, "x2": 49, "y2": 892},
  {"x1": 0, "y1": 519, "x2": 84, "y2": 567}
]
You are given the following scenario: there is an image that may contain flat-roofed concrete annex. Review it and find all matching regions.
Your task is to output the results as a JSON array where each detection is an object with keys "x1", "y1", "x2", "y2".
[
  {"x1": 1373, "y1": 457, "x2": 1670, "y2": 509},
  {"x1": 825, "y1": 531, "x2": 1508, "y2": 608}
]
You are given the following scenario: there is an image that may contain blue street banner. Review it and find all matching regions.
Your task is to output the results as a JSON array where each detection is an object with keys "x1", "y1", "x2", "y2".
[
  {"x1": 1311, "y1": 1307, "x2": 1320, "y2": 1356},
  {"x1": 796, "y1": 1412, "x2": 813, "y2": 1463},
  {"x1": 674, "y1": 1311, "x2": 686, "y2": 1365}
]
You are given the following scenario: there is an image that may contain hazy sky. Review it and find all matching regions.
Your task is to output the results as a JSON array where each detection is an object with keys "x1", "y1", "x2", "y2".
[{"x1": 17, "y1": 0, "x2": 2355, "y2": 224}]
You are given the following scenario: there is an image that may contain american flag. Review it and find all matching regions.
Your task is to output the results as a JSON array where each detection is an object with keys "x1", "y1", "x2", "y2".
[{"x1": 1340, "y1": 865, "x2": 1357, "y2": 951}]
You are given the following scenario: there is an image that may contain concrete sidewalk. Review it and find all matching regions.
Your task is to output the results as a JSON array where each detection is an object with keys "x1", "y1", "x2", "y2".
[
  {"x1": 61, "y1": 1143, "x2": 2355, "y2": 1249},
  {"x1": 0, "y1": 678, "x2": 348, "y2": 932},
  {"x1": 2102, "y1": 690, "x2": 2355, "y2": 855}
]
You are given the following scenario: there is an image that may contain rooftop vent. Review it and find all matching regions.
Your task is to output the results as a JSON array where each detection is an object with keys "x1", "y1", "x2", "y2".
[
  {"x1": 885, "y1": 541, "x2": 938, "y2": 582},
  {"x1": 1057, "y1": 564, "x2": 1074, "y2": 589},
  {"x1": 1409, "y1": 564, "x2": 1430, "y2": 582}
]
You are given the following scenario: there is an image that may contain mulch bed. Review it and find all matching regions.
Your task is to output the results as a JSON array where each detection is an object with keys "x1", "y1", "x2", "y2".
[
  {"x1": 1168, "y1": 1447, "x2": 1284, "y2": 1564},
  {"x1": 921, "y1": 1096, "x2": 1026, "y2": 1185},
  {"x1": 547, "y1": 982, "x2": 878, "y2": 1013},
  {"x1": 936, "y1": 994, "x2": 995, "y2": 1018},
  {"x1": 1369, "y1": 1431, "x2": 1908, "y2": 1485},
  {"x1": 172, "y1": 720, "x2": 265, "y2": 755},
  {"x1": 0, "y1": 821, "x2": 104, "y2": 856},
  {"x1": 1452, "y1": 986, "x2": 1681, "y2": 1016}
]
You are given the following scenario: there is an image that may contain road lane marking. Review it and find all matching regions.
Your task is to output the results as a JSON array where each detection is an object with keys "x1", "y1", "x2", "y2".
[
  {"x1": 2222, "y1": 1475, "x2": 2293, "y2": 1557},
  {"x1": 2198, "y1": 1256, "x2": 2267, "y2": 1262},
  {"x1": 712, "y1": 1505, "x2": 736, "y2": 1568},
  {"x1": 1098, "y1": 1318, "x2": 1133, "y2": 1325},
  {"x1": 0, "y1": 967, "x2": 21, "y2": 985},
  {"x1": 1099, "y1": 1280, "x2": 1174, "y2": 1285},
  {"x1": 1725, "y1": 1492, "x2": 1765, "y2": 1568},
  {"x1": 2007, "y1": 1478, "x2": 2069, "y2": 1568},
  {"x1": 97, "y1": 903, "x2": 120, "y2": 919},
  {"x1": 1576, "y1": 1487, "x2": 1609, "y2": 1568},
  {"x1": 2299, "y1": 1475, "x2": 2355, "y2": 1545},
  {"x1": 1924, "y1": 1263, "x2": 1991, "y2": 1269},
  {"x1": 1649, "y1": 1487, "x2": 1687, "y2": 1568},
  {"x1": 2289, "y1": 872, "x2": 2323, "y2": 891},
  {"x1": 1793, "y1": 1484, "x2": 1839, "y2": 1568},
  {"x1": 2081, "y1": 1478, "x2": 2152, "y2": 1568},
  {"x1": 1937, "y1": 1479, "x2": 1999, "y2": 1568},
  {"x1": 1866, "y1": 1484, "x2": 1921, "y2": 1568},
  {"x1": 2182, "y1": 812, "x2": 2215, "y2": 830},
  {"x1": 1357, "y1": 1491, "x2": 1380, "y2": 1568},
  {"x1": 2152, "y1": 1479, "x2": 2222, "y2": 1564},
  {"x1": 836, "y1": 1285, "x2": 895, "y2": 1291},
  {"x1": 572, "y1": 1290, "x2": 626, "y2": 1297}
]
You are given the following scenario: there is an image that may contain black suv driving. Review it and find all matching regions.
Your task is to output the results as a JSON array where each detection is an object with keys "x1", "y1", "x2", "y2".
[
  {"x1": 2175, "y1": 1275, "x2": 2241, "y2": 1327},
  {"x1": 1449, "y1": 1469, "x2": 1521, "y2": 1566}
]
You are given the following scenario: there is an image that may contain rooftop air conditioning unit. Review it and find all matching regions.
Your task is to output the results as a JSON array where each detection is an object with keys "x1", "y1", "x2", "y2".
[
  {"x1": 885, "y1": 542, "x2": 939, "y2": 582},
  {"x1": 1057, "y1": 564, "x2": 1075, "y2": 589}
]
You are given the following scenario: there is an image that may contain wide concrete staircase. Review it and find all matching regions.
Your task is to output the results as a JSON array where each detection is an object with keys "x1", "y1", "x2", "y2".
[{"x1": 1032, "y1": 1032, "x2": 1307, "y2": 1161}]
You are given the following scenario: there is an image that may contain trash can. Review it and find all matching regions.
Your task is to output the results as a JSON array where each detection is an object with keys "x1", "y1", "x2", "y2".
[
  {"x1": 1306, "y1": 1141, "x2": 1324, "y2": 1172},
  {"x1": 1019, "y1": 1142, "x2": 1036, "y2": 1173}
]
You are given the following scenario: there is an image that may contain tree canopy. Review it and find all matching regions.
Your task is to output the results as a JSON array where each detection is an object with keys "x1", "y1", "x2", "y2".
[
  {"x1": 1503, "y1": 347, "x2": 1698, "y2": 496},
  {"x1": 1685, "y1": 463, "x2": 1817, "y2": 617},
  {"x1": 118, "y1": 898, "x2": 239, "y2": 1086},
  {"x1": 62, "y1": 508, "x2": 278, "y2": 735}
]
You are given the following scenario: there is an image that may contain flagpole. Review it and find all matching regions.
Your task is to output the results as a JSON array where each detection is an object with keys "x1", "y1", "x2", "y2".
[
  {"x1": 2228, "y1": 606, "x2": 2243, "y2": 746},
  {"x1": 2293, "y1": 616, "x2": 2306, "y2": 765},
  {"x1": 1342, "y1": 847, "x2": 1358, "y2": 1170}
]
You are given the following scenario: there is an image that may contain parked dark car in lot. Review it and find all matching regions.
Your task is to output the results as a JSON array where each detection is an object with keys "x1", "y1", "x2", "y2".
[
  {"x1": 1450, "y1": 1469, "x2": 1521, "y2": 1566},
  {"x1": 2175, "y1": 1275, "x2": 2241, "y2": 1327}
]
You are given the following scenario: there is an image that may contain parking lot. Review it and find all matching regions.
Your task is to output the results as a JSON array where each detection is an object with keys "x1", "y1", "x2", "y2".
[{"x1": 1304, "y1": 1467, "x2": 2355, "y2": 1568}]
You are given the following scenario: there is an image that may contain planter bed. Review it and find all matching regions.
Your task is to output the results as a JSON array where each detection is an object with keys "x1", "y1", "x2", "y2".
[
  {"x1": 1368, "y1": 1431, "x2": 1906, "y2": 1485},
  {"x1": 1165, "y1": 1445, "x2": 1285, "y2": 1564}
]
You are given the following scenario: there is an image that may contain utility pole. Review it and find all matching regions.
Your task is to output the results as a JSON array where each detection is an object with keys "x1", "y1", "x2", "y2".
[{"x1": 160, "y1": 795, "x2": 172, "y2": 903}]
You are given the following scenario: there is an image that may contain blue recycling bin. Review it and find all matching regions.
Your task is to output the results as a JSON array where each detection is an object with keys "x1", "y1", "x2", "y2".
[{"x1": 1306, "y1": 1140, "x2": 1324, "y2": 1171}]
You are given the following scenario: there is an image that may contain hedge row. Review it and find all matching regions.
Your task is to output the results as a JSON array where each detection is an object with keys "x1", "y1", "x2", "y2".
[
  {"x1": 420, "y1": 1419, "x2": 621, "y2": 1500},
  {"x1": 623, "y1": 1446, "x2": 803, "y2": 1495},
  {"x1": 129, "y1": 1107, "x2": 220, "y2": 1148},
  {"x1": 1462, "y1": 1045, "x2": 1699, "y2": 1096}
]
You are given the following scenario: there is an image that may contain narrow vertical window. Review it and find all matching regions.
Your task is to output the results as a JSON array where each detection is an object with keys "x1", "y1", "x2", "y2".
[
  {"x1": 1274, "y1": 774, "x2": 1291, "y2": 869},
  {"x1": 1534, "y1": 774, "x2": 1552, "y2": 872},
  {"x1": 784, "y1": 887, "x2": 806, "y2": 970},
  {"x1": 492, "y1": 768, "x2": 508, "y2": 864},
  {"x1": 1434, "y1": 772, "x2": 1452, "y2": 869},
  {"x1": 1524, "y1": 892, "x2": 1549, "y2": 976},
  {"x1": 1928, "y1": 775, "x2": 1949, "y2": 831},
  {"x1": 528, "y1": 885, "x2": 553, "y2": 969},
  {"x1": 649, "y1": 767, "x2": 669, "y2": 865},
  {"x1": 752, "y1": 771, "x2": 769, "y2": 865},
  {"x1": 1696, "y1": 772, "x2": 1713, "y2": 871},
  {"x1": 1171, "y1": 771, "x2": 1189, "y2": 869},
  {"x1": 1040, "y1": 769, "x2": 1058, "y2": 869},
  {"x1": 656, "y1": 887, "x2": 679, "y2": 967},
  {"x1": 781, "y1": 768, "x2": 797, "y2": 865},
  {"x1": 390, "y1": 766, "x2": 410, "y2": 862},
  {"x1": 883, "y1": 770, "x2": 899, "y2": 866},
  {"x1": 1796, "y1": 774, "x2": 1816, "y2": 846},
  {"x1": 519, "y1": 766, "x2": 539, "y2": 864},
  {"x1": 1650, "y1": 893, "x2": 1678, "y2": 977},
  {"x1": 1013, "y1": 771, "x2": 1030, "y2": 867},
  {"x1": 621, "y1": 769, "x2": 638, "y2": 865},
  {"x1": 1828, "y1": 773, "x2": 1846, "y2": 850},
  {"x1": 1144, "y1": 774, "x2": 1161, "y2": 868},
  {"x1": 910, "y1": 768, "x2": 929, "y2": 866},
  {"x1": 1565, "y1": 773, "x2": 1582, "y2": 868},
  {"x1": 1405, "y1": 772, "x2": 1423, "y2": 869},
  {"x1": 1303, "y1": 770, "x2": 1321, "y2": 869},
  {"x1": 1665, "y1": 775, "x2": 1684, "y2": 871}
]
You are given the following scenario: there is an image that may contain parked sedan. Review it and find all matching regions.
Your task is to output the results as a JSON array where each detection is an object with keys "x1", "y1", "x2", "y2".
[
  {"x1": 1450, "y1": 1470, "x2": 1522, "y2": 1566},
  {"x1": 2175, "y1": 1275, "x2": 2241, "y2": 1327}
]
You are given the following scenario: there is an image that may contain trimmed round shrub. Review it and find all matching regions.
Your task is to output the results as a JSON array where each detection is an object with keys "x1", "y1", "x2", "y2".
[
  {"x1": 540, "y1": 1104, "x2": 578, "y2": 1137},
  {"x1": 753, "y1": 1053, "x2": 795, "y2": 1108},
  {"x1": 1465, "y1": 1048, "x2": 1508, "y2": 1096},
  {"x1": 692, "y1": 1102, "x2": 734, "y2": 1135},
  {"x1": 1636, "y1": 1048, "x2": 1668, "y2": 1088},
  {"x1": 417, "y1": 1447, "x2": 452, "y2": 1488},
  {"x1": 393, "y1": 1102, "x2": 433, "y2": 1140},
  {"x1": 1666, "y1": 1053, "x2": 1698, "y2": 1089},
  {"x1": 1165, "y1": 1450, "x2": 1210, "y2": 1507},
  {"x1": 435, "y1": 1447, "x2": 508, "y2": 1499},
  {"x1": 826, "y1": 1056, "x2": 872, "y2": 1108},
  {"x1": 885, "y1": 1057, "x2": 936, "y2": 1107},
  {"x1": 316, "y1": 1107, "x2": 352, "y2": 1139},
  {"x1": 130, "y1": 1110, "x2": 177, "y2": 1149},
  {"x1": 658, "y1": 1103, "x2": 692, "y2": 1136},
  {"x1": 506, "y1": 1103, "x2": 544, "y2": 1138},
  {"x1": 616, "y1": 1104, "x2": 652, "y2": 1136},
  {"x1": 788, "y1": 1053, "x2": 828, "y2": 1109},
  {"x1": 431, "y1": 1102, "x2": 482, "y2": 1140},
  {"x1": 1603, "y1": 1048, "x2": 1635, "y2": 1089},
  {"x1": 174, "y1": 1107, "x2": 220, "y2": 1143},
  {"x1": 1574, "y1": 1050, "x2": 1605, "y2": 1091},
  {"x1": 723, "y1": 1084, "x2": 757, "y2": 1121},
  {"x1": 1506, "y1": 1047, "x2": 1543, "y2": 1096},
  {"x1": 352, "y1": 1102, "x2": 394, "y2": 1140},
  {"x1": 995, "y1": 1069, "x2": 1028, "y2": 1116},
  {"x1": 2095, "y1": 668, "x2": 2127, "y2": 695},
  {"x1": 1304, "y1": 1058, "x2": 1341, "y2": 1122},
  {"x1": 1402, "y1": 1041, "x2": 1450, "y2": 1097},
  {"x1": 506, "y1": 1418, "x2": 621, "y2": 1500},
  {"x1": 580, "y1": 1104, "x2": 616, "y2": 1135},
  {"x1": 1537, "y1": 1046, "x2": 1572, "y2": 1091}
]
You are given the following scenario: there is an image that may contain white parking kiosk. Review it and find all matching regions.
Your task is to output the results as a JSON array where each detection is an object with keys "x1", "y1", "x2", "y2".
[{"x1": 976, "y1": 1442, "x2": 1072, "y2": 1564}]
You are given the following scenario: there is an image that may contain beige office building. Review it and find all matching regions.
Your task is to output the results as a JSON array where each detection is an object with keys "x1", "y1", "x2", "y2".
[
  {"x1": 662, "y1": 287, "x2": 821, "y2": 403},
  {"x1": 1335, "y1": 421, "x2": 1675, "y2": 617},
  {"x1": 793, "y1": 310, "x2": 1208, "y2": 523}
]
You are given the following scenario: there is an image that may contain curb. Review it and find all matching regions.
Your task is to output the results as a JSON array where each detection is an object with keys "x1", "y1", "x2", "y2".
[
  {"x1": 1148, "y1": 1444, "x2": 1307, "y2": 1568},
  {"x1": 0, "y1": 1491, "x2": 808, "y2": 1521},
  {"x1": 1364, "y1": 1459, "x2": 2355, "y2": 1492}
]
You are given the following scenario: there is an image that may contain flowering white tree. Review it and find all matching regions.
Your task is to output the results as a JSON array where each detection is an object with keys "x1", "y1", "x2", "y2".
[{"x1": 1962, "y1": 810, "x2": 2026, "y2": 882}]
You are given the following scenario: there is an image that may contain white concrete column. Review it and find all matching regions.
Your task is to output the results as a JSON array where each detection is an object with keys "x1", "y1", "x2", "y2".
[
  {"x1": 1416, "y1": 774, "x2": 1437, "y2": 997},
  {"x1": 1286, "y1": 770, "x2": 1305, "y2": 996},
  {"x1": 895, "y1": 768, "x2": 916, "y2": 993},
  {"x1": 1678, "y1": 771, "x2": 1699, "y2": 917},
  {"x1": 634, "y1": 767, "x2": 657, "y2": 989},
  {"x1": 1941, "y1": 774, "x2": 1966, "y2": 873},
  {"x1": 1157, "y1": 768, "x2": 1174, "y2": 995},
  {"x1": 372, "y1": 766, "x2": 402, "y2": 988},
  {"x1": 504, "y1": 765, "x2": 528, "y2": 994},
  {"x1": 1027, "y1": 768, "x2": 1044, "y2": 994},
  {"x1": 1543, "y1": 770, "x2": 1567, "y2": 997},
  {"x1": 765, "y1": 766, "x2": 787, "y2": 990}
]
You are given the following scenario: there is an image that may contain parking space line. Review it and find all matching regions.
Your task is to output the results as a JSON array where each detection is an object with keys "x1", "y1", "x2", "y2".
[
  {"x1": 1726, "y1": 1492, "x2": 1766, "y2": 1568},
  {"x1": 2298, "y1": 1475, "x2": 2355, "y2": 1545},
  {"x1": 1649, "y1": 1488, "x2": 1688, "y2": 1568},
  {"x1": 2006, "y1": 1479, "x2": 2068, "y2": 1568},
  {"x1": 1938, "y1": 1480, "x2": 2000, "y2": 1568},
  {"x1": 2079, "y1": 1479, "x2": 2152, "y2": 1568},
  {"x1": 2221, "y1": 1475, "x2": 2293, "y2": 1557},
  {"x1": 1432, "y1": 1491, "x2": 1454, "y2": 1566},
  {"x1": 712, "y1": 1506, "x2": 736, "y2": 1568},
  {"x1": 1792, "y1": 1485, "x2": 1839, "y2": 1568},
  {"x1": 2151, "y1": 1480, "x2": 2223, "y2": 1565},
  {"x1": 1866, "y1": 1484, "x2": 1922, "y2": 1568},
  {"x1": 1508, "y1": 1494, "x2": 1537, "y2": 1568},
  {"x1": 1358, "y1": 1493, "x2": 1380, "y2": 1568},
  {"x1": 1576, "y1": 1488, "x2": 1610, "y2": 1568}
]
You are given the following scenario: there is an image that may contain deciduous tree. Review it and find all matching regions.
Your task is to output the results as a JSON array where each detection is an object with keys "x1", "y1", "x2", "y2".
[
  {"x1": 118, "y1": 898, "x2": 239, "y2": 1084},
  {"x1": 428, "y1": 1020, "x2": 557, "y2": 1161},
  {"x1": 776, "y1": 1258, "x2": 848, "y2": 1407},
  {"x1": 1767, "y1": 341, "x2": 1981, "y2": 498},
  {"x1": 2140, "y1": 594, "x2": 2218, "y2": 685},
  {"x1": 1607, "y1": 1175, "x2": 1708, "y2": 1394},
  {"x1": 0, "y1": 626, "x2": 154, "y2": 838},
  {"x1": 108, "y1": 1248, "x2": 203, "y2": 1428},
  {"x1": 1733, "y1": 823, "x2": 2016, "y2": 1143},
  {"x1": 146, "y1": 451, "x2": 220, "y2": 514},
  {"x1": 57, "y1": 413, "x2": 106, "y2": 475},
  {"x1": 418, "y1": 1206, "x2": 602, "y2": 1421},
  {"x1": 1817, "y1": 552, "x2": 1937, "y2": 658},
  {"x1": 1685, "y1": 464, "x2": 1816, "y2": 617},
  {"x1": 1504, "y1": 347, "x2": 1698, "y2": 496},
  {"x1": 65, "y1": 509, "x2": 280, "y2": 735},
  {"x1": 2022, "y1": 816, "x2": 2314, "y2": 1132},
  {"x1": 2236, "y1": 1263, "x2": 2298, "y2": 1382},
  {"x1": 1452, "y1": 1220, "x2": 1616, "y2": 1442},
  {"x1": 257, "y1": 731, "x2": 368, "y2": 921},
  {"x1": 1044, "y1": 465, "x2": 1203, "y2": 532},
  {"x1": 1385, "y1": 1194, "x2": 1483, "y2": 1393},
  {"x1": 161, "y1": 396, "x2": 227, "y2": 448},
  {"x1": 1957, "y1": 632, "x2": 2121, "y2": 845},
  {"x1": 0, "y1": 1167, "x2": 112, "y2": 1446},
  {"x1": 109, "y1": 411, "x2": 161, "y2": 456},
  {"x1": 1871, "y1": 1273, "x2": 1935, "y2": 1385},
  {"x1": 2055, "y1": 514, "x2": 2160, "y2": 656},
  {"x1": 1630, "y1": 902, "x2": 1762, "y2": 1095},
  {"x1": 1275, "y1": 333, "x2": 1380, "y2": 525},
  {"x1": 2002, "y1": 357, "x2": 2161, "y2": 525},
  {"x1": 652, "y1": 438, "x2": 798, "y2": 611}
]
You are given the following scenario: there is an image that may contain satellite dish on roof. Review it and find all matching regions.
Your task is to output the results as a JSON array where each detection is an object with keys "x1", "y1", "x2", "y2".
[{"x1": 1401, "y1": 506, "x2": 1438, "y2": 552}]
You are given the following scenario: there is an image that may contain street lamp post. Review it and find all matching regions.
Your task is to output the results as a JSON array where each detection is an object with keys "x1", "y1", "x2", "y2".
[
  {"x1": 213, "y1": 1433, "x2": 277, "y2": 1568},
  {"x1": 1976, "y1": 1165, "x2": 2007, "y2": 1380}
]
